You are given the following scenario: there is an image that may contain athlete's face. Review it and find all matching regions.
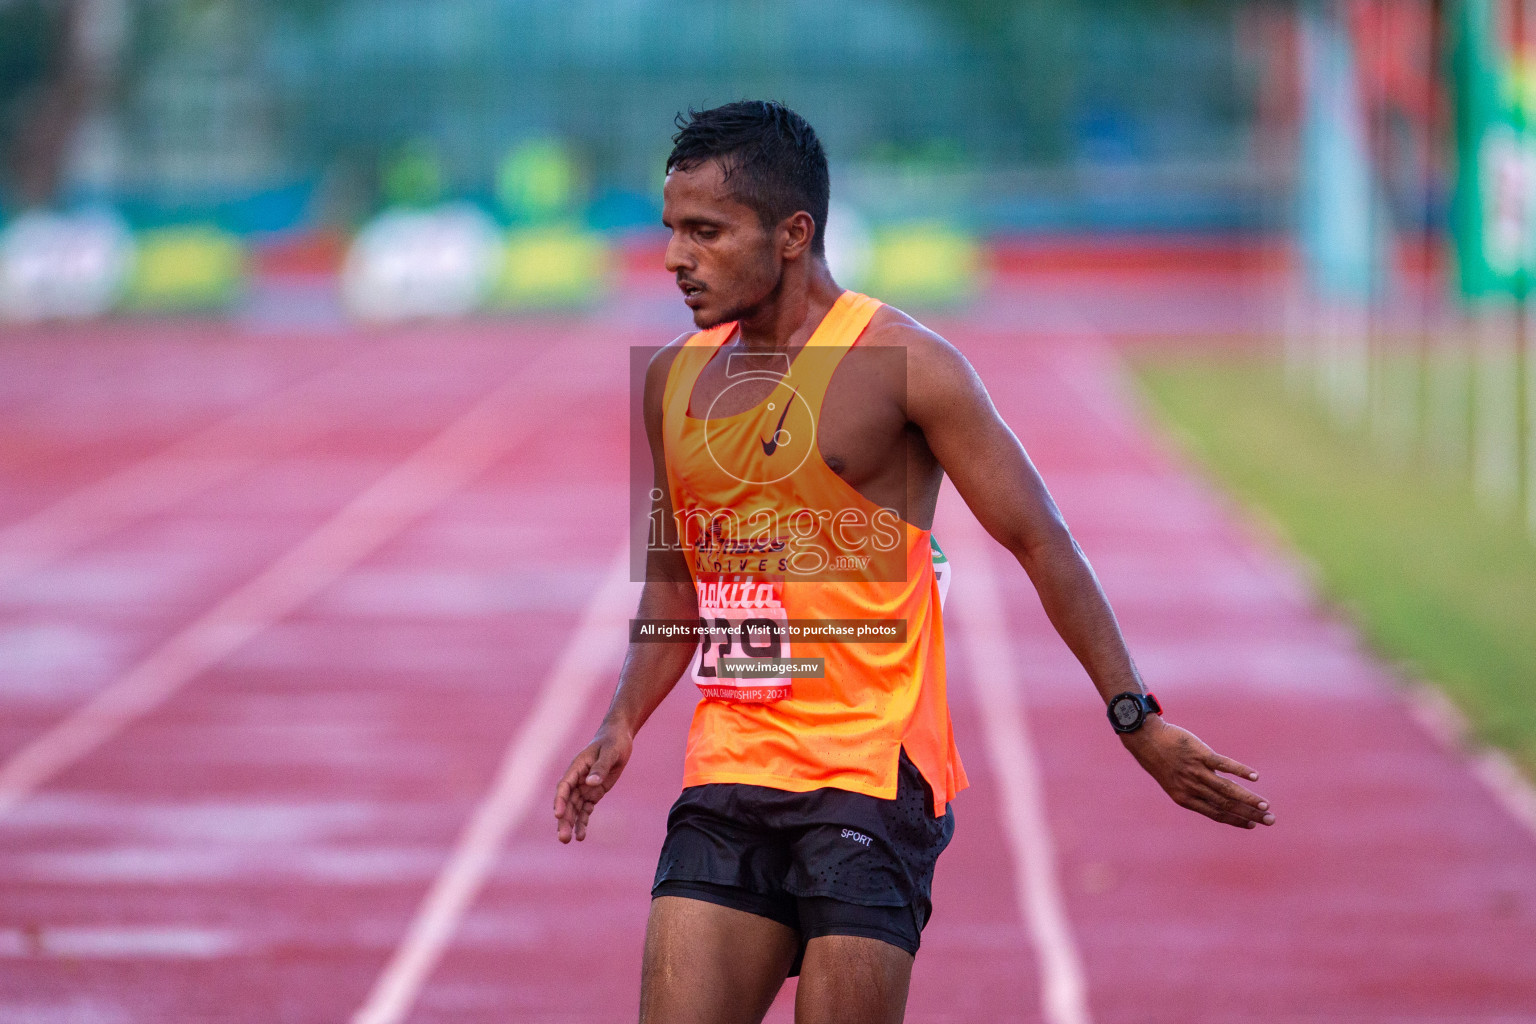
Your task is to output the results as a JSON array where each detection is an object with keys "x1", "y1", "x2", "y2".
[{"x1": 662, "y1": 161, "x2": 783, "y2": 328}]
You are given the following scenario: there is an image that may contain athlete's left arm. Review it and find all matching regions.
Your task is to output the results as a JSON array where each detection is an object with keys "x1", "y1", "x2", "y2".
[{"x1": 897, "y1": 324, "x2": 1275, "y2": 831}]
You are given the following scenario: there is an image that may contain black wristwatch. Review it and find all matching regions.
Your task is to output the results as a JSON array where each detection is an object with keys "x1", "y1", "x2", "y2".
[{"x1": 1107, "y1": 691, "x2": 1163, "y2": 734}]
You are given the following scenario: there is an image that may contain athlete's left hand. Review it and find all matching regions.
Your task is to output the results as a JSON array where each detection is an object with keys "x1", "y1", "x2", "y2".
[
  {"x1": 553, "y1": 724, "x2": 634, "y2": 843},
  {"x1": 1121, "y1": 717, "x2": 1275, "y2": 829}
]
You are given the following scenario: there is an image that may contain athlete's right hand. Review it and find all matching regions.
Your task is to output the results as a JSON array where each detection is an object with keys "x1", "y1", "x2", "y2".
[
  {"x1": 1121, "y1": 717, "x2": 1274, "y2": 829},
  {"x1": 553, "y1": 725, "x2": 634, "y2": 843}
]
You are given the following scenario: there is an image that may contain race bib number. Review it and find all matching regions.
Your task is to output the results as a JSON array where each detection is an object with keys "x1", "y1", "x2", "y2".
[{"x1": 693, "y1": 579, "x2": 792, "y2": 702}]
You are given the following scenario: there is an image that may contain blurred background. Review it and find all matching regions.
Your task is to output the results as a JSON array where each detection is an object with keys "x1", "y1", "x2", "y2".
[
  {"x1": 2, "y1": 1, "x2": 1535, "y2": 1020},
  {"x1": 0, "y1": 0, "x2": 1276, "y2": 318}
]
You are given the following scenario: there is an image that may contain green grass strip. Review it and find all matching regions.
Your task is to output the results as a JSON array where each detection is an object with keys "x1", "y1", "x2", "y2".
[{"x1": 1134, "y1": 353, "x2": 1536, "y2": 778}]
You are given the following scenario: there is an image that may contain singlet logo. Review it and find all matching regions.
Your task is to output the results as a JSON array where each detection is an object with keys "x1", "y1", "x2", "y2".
[
  {"x1": 841, "y1": 828, "x2": 873, "y2": 847},
  {"x1": 760, "y1": 388, "x2": 798, "y2": 456},
  {"x1": 703, "y1": 380, "x2": 816, "y2": 486}
]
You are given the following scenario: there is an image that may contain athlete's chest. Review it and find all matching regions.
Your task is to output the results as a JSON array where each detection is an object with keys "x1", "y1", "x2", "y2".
[{"x1": 683, "y1": 345, "x2": 908, "y2": 490}]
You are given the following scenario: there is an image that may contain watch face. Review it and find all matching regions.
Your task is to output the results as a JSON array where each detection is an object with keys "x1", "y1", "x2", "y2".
[{"x1": 1112, "y1": 697, "x2": 1141, "y2": 728}]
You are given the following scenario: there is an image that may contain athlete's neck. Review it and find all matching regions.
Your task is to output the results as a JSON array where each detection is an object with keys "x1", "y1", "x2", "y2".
[{"x1": 734, "y1": 258, "x2": 843, "y2": 354}]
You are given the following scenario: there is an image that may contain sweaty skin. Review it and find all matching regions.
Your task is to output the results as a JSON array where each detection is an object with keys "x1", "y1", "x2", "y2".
[{"x1": 552, "y1": 155, "x2": 1274, "y2": 1023}]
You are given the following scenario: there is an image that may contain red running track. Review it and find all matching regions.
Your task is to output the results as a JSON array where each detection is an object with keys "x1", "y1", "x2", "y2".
[{"x1": 0, "y1": 318, "x2": 1533, "y2": 1024}]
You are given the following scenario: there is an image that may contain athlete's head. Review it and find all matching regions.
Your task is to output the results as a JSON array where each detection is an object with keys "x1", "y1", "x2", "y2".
[{"x1": 662, "y1": 101, "x2": 830, "y2": 327}]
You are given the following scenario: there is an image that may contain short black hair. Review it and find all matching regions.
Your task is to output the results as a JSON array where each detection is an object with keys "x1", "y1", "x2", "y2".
[{"x1": 667, "y1": 101, "x2": 830, "y2": 256}]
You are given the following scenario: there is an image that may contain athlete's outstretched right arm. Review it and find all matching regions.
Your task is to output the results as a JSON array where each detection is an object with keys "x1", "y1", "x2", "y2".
[
  {"x1": 554, "y1": 344, "x2": 697, "y2": 844},
  {"x1": 899, "y1": 323, "x2": 1275, "y2": 831}
]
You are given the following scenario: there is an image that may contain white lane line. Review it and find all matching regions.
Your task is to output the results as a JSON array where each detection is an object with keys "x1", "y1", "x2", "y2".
[
  {"x1": 351, "y1": 549, "x2": 636, "y2": 1024},
  {"x1": 0, "y1": 342, "x2": 403, "y2": 588},
  {"x1": 1075, "y1": 331, "x2": 1536, "y2": 846},
  {"x1": 0, "y1": 368, "x2": 550, "y2": 818},
  {"x1": 1473, "y1": 750, "x2": 1536, "y2": 840},
  {"x1": 1405, "y1": 683, "x2": 1536, "y2": 843},
  {"x1": 0, "y1": 925, "x2": 239, "y2": 959},
  {"x1": 945, "y1": 509, "x2": 1093, "y2": 1024}
]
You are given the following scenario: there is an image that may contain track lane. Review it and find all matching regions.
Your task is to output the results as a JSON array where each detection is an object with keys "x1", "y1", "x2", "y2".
[
  {"x1": 0, "y1": 325, "x2": 632, "y2": 1021},
  {"x1": 0, "y1": 333, "x2": 545, "y2": 766},
  {"x1": 0, "y1": 362, "x2": 554, "y2": 814},
  {"x1": 952, "y1": 327, "x2": 1536, "y2": 1023},
  {"x1": 942, "y1": 503, "x2": 1090, "y2": 1024},
  {"x1": 0, "y1": 326, "x2": 349, "y2": 518},
  {"x1": 351, "y1": 548, "x2": 637, "y2": 1024},
  {"x1": 0, "y1": 329, "x2": 546, "y2": 586},
  {"x1": 4, "y1": 317, "x2": 1536, "y2": 1022}
]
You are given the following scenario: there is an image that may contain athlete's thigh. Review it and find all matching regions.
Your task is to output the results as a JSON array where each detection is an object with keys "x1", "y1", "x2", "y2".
[
  {"x1": 794, "y1": 934, "x2": 913, "y2": 1024},
  {"x1": 640, "y1": 895, "x2": 799, "y2": 1024}
]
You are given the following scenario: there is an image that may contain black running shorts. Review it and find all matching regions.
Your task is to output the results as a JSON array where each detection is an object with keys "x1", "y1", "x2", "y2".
[{"x1": 651, "y1": 750, "x2": 955, "y2": 972}]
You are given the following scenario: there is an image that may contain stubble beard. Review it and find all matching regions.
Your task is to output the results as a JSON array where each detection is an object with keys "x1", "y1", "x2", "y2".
[{"x1": 697, "y1": 253, "x2": 784, "y2": 330}]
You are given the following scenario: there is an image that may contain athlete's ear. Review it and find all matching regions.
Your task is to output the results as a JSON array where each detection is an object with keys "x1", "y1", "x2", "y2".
[{"x1": 780, "y1": 210, "x2": 816, "y2": 261}]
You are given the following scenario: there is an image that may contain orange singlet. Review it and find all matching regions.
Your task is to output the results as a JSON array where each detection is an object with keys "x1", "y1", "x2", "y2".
[{"x1": 661, "y1": 290, "x2": 967, "y2": 815}]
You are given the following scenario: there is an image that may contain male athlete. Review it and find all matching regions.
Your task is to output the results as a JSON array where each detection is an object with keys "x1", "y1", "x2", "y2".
[{"x1": 554, "y1": 101, "x2": 1275, "y2": 1024}]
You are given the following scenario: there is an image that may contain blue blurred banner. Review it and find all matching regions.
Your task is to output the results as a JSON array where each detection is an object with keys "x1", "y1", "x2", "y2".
[{"x1": 1297, "y1": 0, "x2": 1379, "y2": 304}]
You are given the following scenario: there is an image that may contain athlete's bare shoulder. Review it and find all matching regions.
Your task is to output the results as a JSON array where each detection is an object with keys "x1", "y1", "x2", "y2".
[
  {"x1": 861, "y1": 303, "x2": 937, "y2": 346},
  {"x1": 643, "y1": 332, "x2": 694, "y2": 399},
  {"x1": 860, "y1": 303, "x2": 986, "y2": 416},
  {"x1": 649, "y1": 330, "x2": 694, "y2": 370},
  {"x1": 641, "y1": 332, "x2": 696, "y2": 434}
]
